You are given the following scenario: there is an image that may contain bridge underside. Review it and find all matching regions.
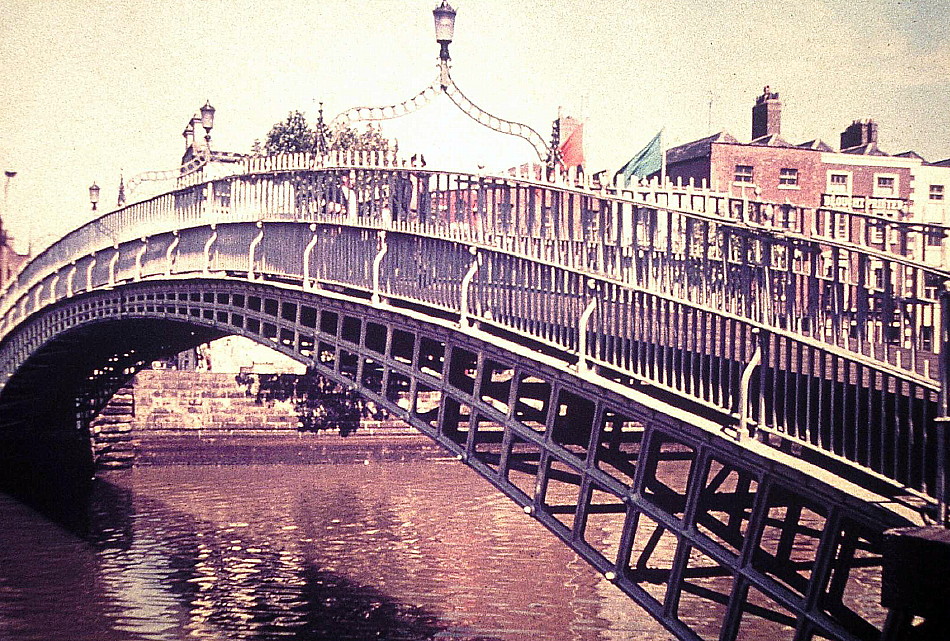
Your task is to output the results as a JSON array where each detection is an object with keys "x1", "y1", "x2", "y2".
[
  {"x1": 0, "y1": 315, "x2": 224, "y2": 510},
  {"x1": 0, "y1": 278, "x2": 912, "y2": 641}
]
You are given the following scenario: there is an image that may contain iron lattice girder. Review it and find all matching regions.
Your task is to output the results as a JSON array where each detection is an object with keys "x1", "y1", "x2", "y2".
[
  {"x1": 0, "y1": 178, "x2": 945, "y2": 511},
  {"x1": 0, "y1": 278, "x2": 912, "y2": 641}
]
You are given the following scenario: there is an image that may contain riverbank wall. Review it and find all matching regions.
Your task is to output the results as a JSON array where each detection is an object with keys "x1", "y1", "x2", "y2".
[{"x1": 89, "y1": 370, "x2": 445, "y2": 468}]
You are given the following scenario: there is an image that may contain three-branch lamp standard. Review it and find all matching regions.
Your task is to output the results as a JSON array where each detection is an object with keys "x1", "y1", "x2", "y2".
[
  {"x1": 199, "y1": 100, "x2": 216, "y2": 145},
  {"x1": 433, "y1": 1, "x2": 456, "y2": 60},
  {"x1": 89, "y1": 182, "x2": 100, "y2": 211}
]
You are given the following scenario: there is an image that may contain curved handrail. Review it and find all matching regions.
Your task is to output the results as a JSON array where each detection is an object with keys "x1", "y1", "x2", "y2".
[
  {"x1": 2, "y1": 157, "x2": 948, "y2": 383},
  {"x1": 1, "y1": 217, "x2": 942, "y2": 512}
]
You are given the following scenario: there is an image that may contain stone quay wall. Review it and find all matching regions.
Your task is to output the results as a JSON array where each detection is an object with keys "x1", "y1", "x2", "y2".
[{"x1": 90, "y1": 370, "x2": 442, "y2": 468}]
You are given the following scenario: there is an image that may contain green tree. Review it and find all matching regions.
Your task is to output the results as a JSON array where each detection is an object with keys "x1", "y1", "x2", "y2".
[
  {"x1": 258, "y1": 109, "x2": 392, "y2": 156},
  {"x1": 263, "y1": 110, "x2": 314, "y2": 155}
]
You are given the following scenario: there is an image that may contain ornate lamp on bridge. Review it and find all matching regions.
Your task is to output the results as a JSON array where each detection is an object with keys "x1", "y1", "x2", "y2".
[
  {"x1": 332, "y1": 3, "x2": 554, "y2": 166},
  {"x1": 123, "y1": 102, "x2": 219, "y2": 200},
  {"x1": 89, "y1": 182, "x2": 100, "y2": 212},
  {"x1": 433, "y1": 0, "x2": 456, "y2": 61}
]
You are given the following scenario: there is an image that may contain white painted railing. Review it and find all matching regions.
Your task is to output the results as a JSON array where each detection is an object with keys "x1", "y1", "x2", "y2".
[{"x1": 2, "y1": 153, "x2": 949, "y2": 381}]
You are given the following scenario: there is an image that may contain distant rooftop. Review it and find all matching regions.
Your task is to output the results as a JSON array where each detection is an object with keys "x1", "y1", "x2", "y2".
[
  {"x1": 750, "y1": 133, "x2": 794, "y2": 147},
  {"x1": 841, "y1": 141, "x2": 889, "y2": 156},
  {"x1": 797, "y1": 139, "x2": 835, "y2": 152},
  {"x1": 666, "y1": 132, "x2": 738, "y2": 164}
]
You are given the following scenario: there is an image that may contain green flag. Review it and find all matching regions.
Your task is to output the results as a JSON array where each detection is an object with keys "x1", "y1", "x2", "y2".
[{"x1": 616, "y1": 130, "x2": 663, "y2": 186}]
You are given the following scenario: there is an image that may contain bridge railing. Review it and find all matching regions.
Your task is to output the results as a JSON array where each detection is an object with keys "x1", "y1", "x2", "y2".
[
  {"x1": 1, "y1": 159, "x2": 947, "y2": 511},
  {"x1": 3, "y1": 155, "x2": 949, "y2": 379}
]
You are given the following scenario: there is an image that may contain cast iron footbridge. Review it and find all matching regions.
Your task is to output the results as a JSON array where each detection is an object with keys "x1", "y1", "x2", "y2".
[{"x1": 1, "y1": 153, "x2": 947, "y2": 641}]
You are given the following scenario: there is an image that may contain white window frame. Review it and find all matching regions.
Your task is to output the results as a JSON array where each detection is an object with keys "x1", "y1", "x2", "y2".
[
  {"x1": 778, "y1": 167, "x2": 799, "y2": 189},
  {"x1": 930, "y1": 184, "x2": 945, "y2": 201},
  {"x1": 827, "y1": 170, "x2": 852, "y2": 195},
  {"x1": 733, "y1": 164, "x2": 754, "y2": 184},
  {"x1": 873, "y1": 173, "x2": 898, "y2": 198}
]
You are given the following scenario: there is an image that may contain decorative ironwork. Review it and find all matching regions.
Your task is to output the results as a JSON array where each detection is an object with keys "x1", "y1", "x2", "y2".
[
  {"x1": 125, "y1": 149, "x2": 211, "y2": 196},
  {"x1": 332, "y1": 63, "x2": 550, "y2": 162},
  {"x1": 0, "y1": 276, "x2": 916, "y2": 641},
  {"x1": 331, "y1": 5, "x2": 551, "y2": 162},
  {"x1": 3, "y1": 158, "x2": 950, "y2": 641}
]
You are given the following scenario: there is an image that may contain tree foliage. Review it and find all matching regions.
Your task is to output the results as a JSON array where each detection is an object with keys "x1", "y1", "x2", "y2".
[
  {"x1": 263, "y1": 110, "x2": 313, "y2": 154},
  {"x1": 236, "y1": 370, "x2": 386, "y2": 436},
  {"x1": 258, "y1": 110, "x2": 392, "y2": 156}
]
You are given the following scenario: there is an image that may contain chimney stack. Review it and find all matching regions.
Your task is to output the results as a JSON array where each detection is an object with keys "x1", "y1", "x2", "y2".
[
  {"x1": 752, "y1": 86, "x2": 781, "y2": 140},
  {"x1": 840, "y1": 119, "x2": 878, "y2": 150}
]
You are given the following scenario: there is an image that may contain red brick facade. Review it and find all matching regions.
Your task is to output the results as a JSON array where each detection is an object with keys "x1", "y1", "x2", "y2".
[
  {"x1": 664, "y1": 89, "x2": 923, "y2": 217},
  {"x1": 709, "y1": 143, "x2": 825, "y2": 205}
]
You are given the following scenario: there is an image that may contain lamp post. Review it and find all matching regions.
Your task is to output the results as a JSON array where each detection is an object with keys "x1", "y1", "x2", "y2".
[
  {"x1": 331, "y1": 4, "x2": 551, "y2": 163},
  {"x1": 199, "y1": 100, "x2": 215, "y2": 147},
  {"x1": 2, "y1": 170, "x2": 15, "y2": 246},
  {"x1": 89, "y1": 182, "x2": 100, "y2": 211},
  {"x1": 3, "y1": 171, "x2": 15, "y2": 213},
  {"x1": 433, "y1": 1, "x2": 456, "y2": 61}
]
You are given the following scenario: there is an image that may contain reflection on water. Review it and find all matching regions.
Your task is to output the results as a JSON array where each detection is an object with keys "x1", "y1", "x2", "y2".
[{"x1": 0, "y1": 461, "x2": 674, "y2": 641}]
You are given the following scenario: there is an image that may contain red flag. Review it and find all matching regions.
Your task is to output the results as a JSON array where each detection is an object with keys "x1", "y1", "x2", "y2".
[{"x1": 559, "y1": 120, "x2": 584, "y2": 170}]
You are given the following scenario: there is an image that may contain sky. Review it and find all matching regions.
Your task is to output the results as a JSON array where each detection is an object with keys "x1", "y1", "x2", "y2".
[{"x1": 1, "y1": 0, "x2": 948, "y2": 252}]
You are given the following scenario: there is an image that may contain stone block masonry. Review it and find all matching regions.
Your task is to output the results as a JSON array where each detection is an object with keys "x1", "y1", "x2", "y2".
[{"x1": 90, "y1": 370, "x2": 443, "y2": 468}]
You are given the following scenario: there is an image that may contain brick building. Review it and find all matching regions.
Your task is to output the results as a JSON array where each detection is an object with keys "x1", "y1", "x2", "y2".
[{"x1": 663, "y1": 88, "x2": 950, "y2": 225}]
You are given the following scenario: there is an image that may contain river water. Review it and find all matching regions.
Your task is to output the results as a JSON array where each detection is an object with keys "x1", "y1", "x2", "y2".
[{"x1": 0, "y1": 460, "x2": 677, "y2": 641}]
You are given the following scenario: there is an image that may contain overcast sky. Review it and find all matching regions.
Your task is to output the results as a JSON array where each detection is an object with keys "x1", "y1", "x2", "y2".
[{"x1": 1, "y1": 0, "x2": 948, "y2": 251}]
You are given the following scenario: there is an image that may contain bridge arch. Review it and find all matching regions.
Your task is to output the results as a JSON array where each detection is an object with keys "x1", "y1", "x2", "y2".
[
  {"x1": 2, "y1": 160, "x2": 946, "y2": 639},
  {"x1": 0, "y1": 274, "x2": 912, "y2": 641}
]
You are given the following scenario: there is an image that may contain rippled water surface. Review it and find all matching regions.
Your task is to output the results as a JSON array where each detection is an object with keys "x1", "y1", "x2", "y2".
[{"x1": 0, "y1": 461, "x2": 675, "y2": 640}]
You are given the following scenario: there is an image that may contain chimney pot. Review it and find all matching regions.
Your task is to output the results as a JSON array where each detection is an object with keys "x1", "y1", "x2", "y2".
[
  {"x1": 840, "y1": 119, "x2": 878, "y2": 150},
  {"x1": 752, "y1": 86, "x2": 781, "y2": 140}
]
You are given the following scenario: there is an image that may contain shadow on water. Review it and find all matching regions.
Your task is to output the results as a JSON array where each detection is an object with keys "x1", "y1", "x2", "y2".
[
  {"x1": 0, "y1": 431, "x2": 97, "y2": 532},
  {"x1": 0, "y1": 441, "x2": 454, "y2": 640}
]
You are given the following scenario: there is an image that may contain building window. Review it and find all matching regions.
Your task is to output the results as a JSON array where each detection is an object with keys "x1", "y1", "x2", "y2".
[
  {"x1": 925, "y1": 273, "x2": 941, "y2": 299},
  {"x1": 213, "y1": 181, "x2": 231, "y2": 207},
  {"x1": 870, "y1": 221, "x2": 885, "y2": 244},
  {"x1": 828, "y1": 172, "x2": 851, "y2": 194},
  {"x1": 931, "y1": 184, "x2": 945, "y2": 201},
  {"x1": 734, "y1": 164, "x2": 754, "y2": 183},
  {"x1": 779, "y1": 168, "x2": 799, "y2": 186},
  {"x1": 874, "y1": 174, "x2": 897, "y2": 197}
]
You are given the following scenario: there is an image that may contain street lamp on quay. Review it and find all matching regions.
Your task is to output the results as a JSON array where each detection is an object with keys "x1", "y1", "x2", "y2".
[
  {"x1": 2, "y1": 170, "x2": 16, "y2": 245},
  {"x1": 332, "y1": 2, "x2": 554, "y2": 165},
  {"x1": 89, "y1": 182, "x2": 100, "y2": 211}
]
